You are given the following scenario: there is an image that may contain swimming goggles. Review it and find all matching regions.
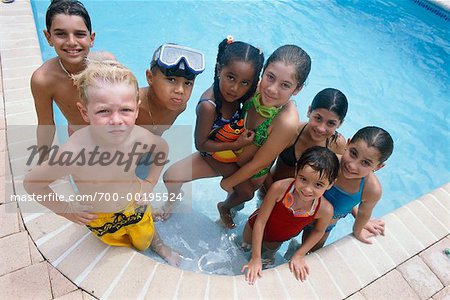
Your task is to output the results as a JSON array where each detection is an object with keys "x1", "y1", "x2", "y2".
[{"x1": 152, "y1": 44, "x2": 205, "y2": 75}]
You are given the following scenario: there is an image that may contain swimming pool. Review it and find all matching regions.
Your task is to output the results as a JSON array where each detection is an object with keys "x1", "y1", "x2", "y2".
[{"x1": 31, "y1": 0, "x2": 450, "y2": 274}]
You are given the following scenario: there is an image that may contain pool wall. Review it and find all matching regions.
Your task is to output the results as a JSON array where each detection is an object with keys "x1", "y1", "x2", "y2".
[{"x1": 1, "y1": 1, "x2": 449, "y2": 299}]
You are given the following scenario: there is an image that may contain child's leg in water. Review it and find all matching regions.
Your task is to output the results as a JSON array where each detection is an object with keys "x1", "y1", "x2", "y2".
[
  {"x1": 217, "y1": 183, "x2": 255, "y2": 228},
  {"x1": 218, "y1": 175, "x2": 265, "y2": 228},
  {"x1": 150, "y1": 230, "x2": 181, "y2": 267},
  {"x1": 158, "y1": 153, "x2": 220, "y2": 220}
]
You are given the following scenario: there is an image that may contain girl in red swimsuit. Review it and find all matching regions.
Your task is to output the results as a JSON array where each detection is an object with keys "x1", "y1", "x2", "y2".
[{"x1": 241, "y1": 146, "x2": 339, "y2": 284}]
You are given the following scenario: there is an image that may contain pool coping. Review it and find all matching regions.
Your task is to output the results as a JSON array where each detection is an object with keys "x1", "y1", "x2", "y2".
[{"x1": 1, "y1": 1, "x2": 449, "y2": 299}]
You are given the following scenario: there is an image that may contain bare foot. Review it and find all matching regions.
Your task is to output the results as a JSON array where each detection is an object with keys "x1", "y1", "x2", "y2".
[
  {"x1": 217, "y1": 202, "x2": 236, "y2": 229},
  {"x1": 160, "y1": 245, "x2": 181, "y2": 267},
  {"x1": 152, "y1": 202, "x2": 175, "y2": 221}
]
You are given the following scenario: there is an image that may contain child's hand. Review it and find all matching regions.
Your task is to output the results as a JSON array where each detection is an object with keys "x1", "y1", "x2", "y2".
[
  {"x1": 353, "y1": 228, "x2": 375, "y2": 244},
  {"x1": 242, "y1": 258, "x2": 262, "y2": 285},
  {"x1": 235, "y1": 129, "x2": 255, "y2": 148},
  {"x1": 59, "y1": 211, "x2": 98, "y2": 225},
  {"x1": 289, "y1": 253, "x2": 309, "y2": 281},
  {"x1": 220, "y1": 178, "x2": 233, "y2": 193},
  {"x1": 58, "y1": 202, "x2": 97, "y2": 225},
  {"x1": 364, "y1": 218, "x2": 385, "y2": 236}
]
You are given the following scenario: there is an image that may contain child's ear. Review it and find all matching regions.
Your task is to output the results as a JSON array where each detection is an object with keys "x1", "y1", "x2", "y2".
[
  {"x1": 146, "y1": 69, "x2": 154, "y2": 85},
  {"x1": 43, "y1": 30, "x2": 53, "y2": 46},
  {"x1": 216, "y1": 63, "x2": 221, "y2": 76},
  {"x1": 326, "y1": 179, "x2": 337, "y2": 190},
  {"x1": 292, "y1": 83, "x2": 303, "y2": 96},
  {"x1": 89, "y1": 32, "x2": 96, "y2": 47},
  {"x1": 306, "y1": 105, "x2": 312, "y2": 118},
  {"x1": 374, "y1": 162, "x2": 385, "y2": 172},
  {"x1": 76, "y1": 102, "x2": 90, "y2": 123}
]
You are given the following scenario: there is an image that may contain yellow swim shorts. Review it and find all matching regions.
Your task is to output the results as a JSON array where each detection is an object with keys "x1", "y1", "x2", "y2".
[{"x1": 86, "y1": 201, "x2": 154, "y2": 251}]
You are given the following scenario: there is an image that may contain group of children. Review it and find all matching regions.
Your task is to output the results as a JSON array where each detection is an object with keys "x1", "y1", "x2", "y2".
[{"x1": 24, "y1": 0, "x2": 394, "y2": 285}]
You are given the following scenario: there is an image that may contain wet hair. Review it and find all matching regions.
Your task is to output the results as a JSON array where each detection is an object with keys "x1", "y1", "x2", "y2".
[
  {"x1": 72, "y1": 60, "x2": 139, "y2": 105},
  {"x1": 213, "y1": 37, "x2": 264, "y2": 119},
  {"x1": 46, "y1": 0, "x2": 92, "y2": 33},
  {"x1": 263, "y1": 45, "x2": 311, "y2": 88},
  {"x1": 310, "y1": 88, "x2": 348, "y2": 144},
  {"x1": 295, "y1": 146, "x2": 340, "y2": 184},
  {"x1": 350, "y1": 126, "x2": 394, "y2": 163}
]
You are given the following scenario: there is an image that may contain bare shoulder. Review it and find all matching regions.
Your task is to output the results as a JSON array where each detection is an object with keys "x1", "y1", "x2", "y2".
[
  {"x1": 87, "y1": 51, "x2": 116, "y2": 61},
  {"x1": 363, "y1": 172, "x2": 382, "y2": 203},
  {"x1": 199, "y1": 86, "x2": 214, "y2": 101},
  {"x1": 31, "y1": 58, "x2": 59, "y2": 87},
  {"x1": 271, "y1": 178, "x2": 293, "y2": 193},
  {"x1": 276, "y1": 101, "x2": 299, "y2": 126},
  {"x1": 318, "y1": 197, "x2": 334, "y2": 217},
  {"x1": 136, "y1": 126, "x2": 168, "y2": 149}
]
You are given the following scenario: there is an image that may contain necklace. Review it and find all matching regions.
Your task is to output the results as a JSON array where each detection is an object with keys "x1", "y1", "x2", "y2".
[
  {"x1": 58, "y1": 59, "x2": 74, "y2": 78},
  {"x1": 147, "y1": 96, "x2": 157, "y2": 127}
]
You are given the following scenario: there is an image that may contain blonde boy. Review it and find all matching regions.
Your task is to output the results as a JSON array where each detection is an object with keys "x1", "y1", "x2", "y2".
[{"x1": 25, "y1": 60, "x2": 180, "y2": 266}]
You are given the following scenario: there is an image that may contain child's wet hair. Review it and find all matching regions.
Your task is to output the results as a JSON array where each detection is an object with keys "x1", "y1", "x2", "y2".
[
  {"x1": 295, "y1": 146, "x2": 340, "y2": 184},
  {"x1": 311, "y1": 88, "x2": 348, "y2": 121},
  {"x1": 46, "y1": 0, "x2": 92, "y2": 33},
  {"x1": 311, "y1": 88, "x2": 348, "y2": 144},
  {"x1": 350, "y1": 126, "x2": 394, "y2": 163},
  {"x1": 213, "y1": 37, "x2": 264, "y2": 119},
  {"x1": 72, "y1": 60, "x2": 139, "y2": 105},
  {"x1": 264, "y1": 45, "x2": 311, "y2": 88}
]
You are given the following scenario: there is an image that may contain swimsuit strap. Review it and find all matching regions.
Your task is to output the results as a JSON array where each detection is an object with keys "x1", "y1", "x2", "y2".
[
  {"x1": 197, "y1": 98, "x2": 216, "y2": 107},
  {"x1": 282, "y1": 180, "x2": 319, "y2": 217}
]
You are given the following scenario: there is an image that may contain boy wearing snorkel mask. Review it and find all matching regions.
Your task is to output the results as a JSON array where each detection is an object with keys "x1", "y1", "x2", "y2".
[{"x1": 137, "y1": 44, "x2": 205, "y2": 136}]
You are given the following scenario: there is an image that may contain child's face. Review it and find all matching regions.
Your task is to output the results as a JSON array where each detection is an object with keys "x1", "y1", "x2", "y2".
[
  {"x1": 218, "y1": 61, "x2": 255, "y2": 103},
  {"x1": 147, "y1": 68, "x2": 194, "y2": 111},
  {"x1": 294, "y1": 165, "x2": 332, "y2": 203},
  {"x1": 307, "y1": 108, "x2": 341, "y2": 142},
  {"x1": 340, "y1": 139, "x2": 384, "y2": 179},
  {"x1": 44, "y1": 14, "x2": 94, "y2": 65},
  {"x1": 259, "y1": 61, "x2": 300, "y2": 107},
  {"x1": 78, "y1": 81, "x2": 139, "y2": 139}
]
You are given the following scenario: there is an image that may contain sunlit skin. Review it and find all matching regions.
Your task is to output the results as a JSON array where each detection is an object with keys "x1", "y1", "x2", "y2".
[
  {"x1": 136, "y1": 68, "x2": 195, "y2": 135},
  {"x1": 307, "y1": 108, "x2": 341, "y2": 143},
  {"x1": 304, "y1": 139, "x2": 387, "y2": 252},
  {"x1": 241, "y1": 165, "x2": 334, "y2": 284},
  {"x1": 218, "y1": 61, "x2": 255, "y2": 103},
  {"x1": 77, "y1": 81, "x2": 139, "y2": 145},
  {"x1": 258, "y1": 61, "x2": 299, "y2": 108},
  {"x1": 340, "y1": 139, "x2": 384, "y2": 180},
  {"x1": 44, "y1": 14, "x2": 95, "y2": 74}
]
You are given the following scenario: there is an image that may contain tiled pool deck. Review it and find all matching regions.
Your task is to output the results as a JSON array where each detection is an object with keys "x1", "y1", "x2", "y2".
[{"x1": 1, "y1": 1, "x2": 449, "y2": 299}]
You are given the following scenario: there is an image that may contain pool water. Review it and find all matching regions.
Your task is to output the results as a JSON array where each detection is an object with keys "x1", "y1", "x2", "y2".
[{"x1": 32, "y1": 0, "x2": 450, "y2": 274}]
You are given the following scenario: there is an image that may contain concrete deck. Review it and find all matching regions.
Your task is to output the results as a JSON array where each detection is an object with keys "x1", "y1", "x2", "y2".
[{"x1": 1, "y1": 1, "x2": 449, "y2": 299}]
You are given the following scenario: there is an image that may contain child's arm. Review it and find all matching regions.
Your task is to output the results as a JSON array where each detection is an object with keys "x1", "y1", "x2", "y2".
[
  {"x1": 194, "y1": 101, "x2": 253, "y2": 153},
  {"x1": 353, "y1": 174, "x2": 383, "y2": 243},
  {"x1": 221, "y1": 106, "x2": 298, "y2": 191},
  {"x1": 241, "y1": 181, "x2": 284, "y2": 285},
  {"x1": 23, "y1": 142, "x2": 97, "y2": 225},
  {"x1": 140, "y1": 135, "x2": 169, "y2": 199},
  {"x1": 289, "y1": 199, "x2": 333, "y2": 281},
  {"x1": 31, "y1": 69, "x2": 56, "y2": 161}
]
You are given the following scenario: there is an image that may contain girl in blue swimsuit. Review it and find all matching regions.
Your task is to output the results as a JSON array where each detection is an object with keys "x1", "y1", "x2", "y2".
[
  {"x1": 158, "y1": 37, "x2": 264, "y2": 220},
  {"x1": 302, "y1": 126, "x2": 394, "y2": 251}
]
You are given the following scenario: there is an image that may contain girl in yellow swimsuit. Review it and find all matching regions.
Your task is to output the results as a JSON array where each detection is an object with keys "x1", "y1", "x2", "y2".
[{"x1": 218, "y1": 45, "x2": 312, "y2": 228}]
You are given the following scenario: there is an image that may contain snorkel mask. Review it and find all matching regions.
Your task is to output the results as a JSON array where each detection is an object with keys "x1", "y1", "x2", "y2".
[{"x1": 151, "y1": 44, "x2": 205, "y2": 80}]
